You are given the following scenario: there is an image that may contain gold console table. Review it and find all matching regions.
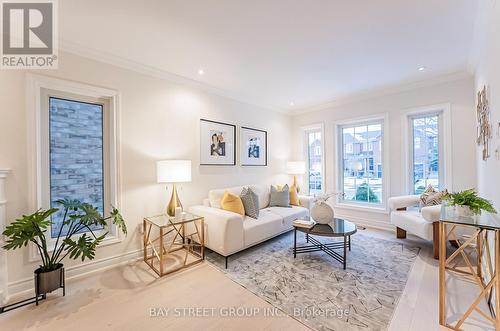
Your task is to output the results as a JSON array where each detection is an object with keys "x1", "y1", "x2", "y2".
[
  {"x1": 439, "y1": 205, "x2": 500, "y2": 330},
  {"x1": 143, "y1": 213, "x2": 204, "y2": 277}
]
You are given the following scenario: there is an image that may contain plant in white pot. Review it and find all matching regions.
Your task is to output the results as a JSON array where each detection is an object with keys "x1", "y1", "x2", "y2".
[
  {"x1": 2, "y1": 199, "x2": 127, "y2": 299},
  {"x1": 444, "y1": 189, "x2": 497, "y2": 216}
]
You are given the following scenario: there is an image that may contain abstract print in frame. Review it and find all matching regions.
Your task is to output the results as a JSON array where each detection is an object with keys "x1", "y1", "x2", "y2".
[
  {"x1": 240, "y1": 126, "x2": 267, "y2": 166},
  {"x1": 200, "y1": 119, "x2": 236, "y2": 165}
]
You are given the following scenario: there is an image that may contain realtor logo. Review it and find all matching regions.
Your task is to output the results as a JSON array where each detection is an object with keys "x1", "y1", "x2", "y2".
[{"x1": 1, "y1": 0, "x2": 58, "y2": 69}]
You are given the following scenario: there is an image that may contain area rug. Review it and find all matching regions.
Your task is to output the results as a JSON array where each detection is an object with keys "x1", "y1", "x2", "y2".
[{"x1": 206, "y1": 230, "x2": 420, "y2": 331}]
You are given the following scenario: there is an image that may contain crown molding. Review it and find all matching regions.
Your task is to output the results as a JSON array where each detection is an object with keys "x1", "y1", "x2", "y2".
[
  {"x1": 59, "y1": 40, "x2": 472, "y2": 118},
  {"x1": 290, "y1": 70, "x2": 473, "y2": 115},
  {"x1": 59, "y1": 39, "x2": 288, "y2": 115}
]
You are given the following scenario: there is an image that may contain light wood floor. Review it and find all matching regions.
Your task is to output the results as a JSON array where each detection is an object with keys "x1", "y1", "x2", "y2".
[{"x1": 0, "y1": 228, "x2": 495, "y2": 331}]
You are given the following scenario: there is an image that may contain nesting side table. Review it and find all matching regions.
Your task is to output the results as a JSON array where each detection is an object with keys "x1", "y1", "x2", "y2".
[{"x1": 143, "y1": 213, "x2": 204, "y2": 277}]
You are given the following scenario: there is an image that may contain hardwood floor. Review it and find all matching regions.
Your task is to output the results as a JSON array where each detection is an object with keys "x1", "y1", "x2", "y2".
[{"x1": 0, "y1": 228, "x2": 494, "y2": 331}]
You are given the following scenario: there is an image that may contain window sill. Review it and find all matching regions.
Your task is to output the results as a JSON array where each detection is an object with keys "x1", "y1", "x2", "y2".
[{"x1": 334, "y1": 202, "x2": 389, "y2": 214}]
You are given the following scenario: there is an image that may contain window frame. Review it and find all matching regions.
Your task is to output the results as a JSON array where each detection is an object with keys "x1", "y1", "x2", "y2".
[
  {"x1": 27, "y1": 74, "x2": 122, "y2": 262},
  {"x1": 402, "y1": 104, "x2": 452, "y2": 195},
  {"x1": 334, "y1": 113, "x2": 390, "y2": 213},
  {"x1": 301, "y1": 123, "x2": 325, "y2": 195}
]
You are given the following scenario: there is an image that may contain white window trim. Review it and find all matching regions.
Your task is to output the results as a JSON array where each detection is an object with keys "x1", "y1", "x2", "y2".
[
  {"x1": 401, "y1": 103, "x2": 452, "y2": 195},
  {"x1": 333, "y1": 113, "x2": 390, "y2": 213},
  {"x1": 301, "y1": 123, "x2": 326, "y2": 195},
  {"x1": 26, "y1": 74, "x2": 122, "y2": 262}
]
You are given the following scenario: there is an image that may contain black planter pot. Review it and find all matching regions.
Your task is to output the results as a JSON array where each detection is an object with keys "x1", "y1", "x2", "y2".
[{"x1": 34, "y1": 264, "x2": 65, "y2": 304}]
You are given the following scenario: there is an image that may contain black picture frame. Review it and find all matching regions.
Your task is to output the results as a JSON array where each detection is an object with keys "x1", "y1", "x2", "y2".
[
  {"x1": 240, "y1": 126, "x2": 268, "y2": 166},
  {"x1": 200, "y1": 119, "x2": 236, "y2": 166}
]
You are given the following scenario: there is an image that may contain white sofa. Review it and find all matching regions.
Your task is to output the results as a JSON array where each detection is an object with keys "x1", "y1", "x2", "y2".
[
  {"x1": 388, "y1": 195, "x2": 441, "y2": 259},
  {"x1": 189, "y1": 184, "x2": 314, "y2": 268}
]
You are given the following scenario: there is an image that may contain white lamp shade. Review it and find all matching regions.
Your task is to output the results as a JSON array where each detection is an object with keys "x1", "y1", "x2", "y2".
[
  {"x1": 286, "y1": 161, "x2": 306, "y2": 175},
  {"x1": 157, "y1": 160, "x2": 192, "y2": 183}
]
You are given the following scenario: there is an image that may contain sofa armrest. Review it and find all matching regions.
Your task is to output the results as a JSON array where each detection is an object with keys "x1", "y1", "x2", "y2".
[
  {"x1": 421, "y1": 205, "x2": 442, "y2": 222},
  {"x1": 189, "y1": 205, "x2": 244, "y2": 256},
  {"x1": 298, "y1": 195, "x2": 314, "y2": 210},
  {"x1": 388, "y1": 195, "x2": 420, "y2": 210}
]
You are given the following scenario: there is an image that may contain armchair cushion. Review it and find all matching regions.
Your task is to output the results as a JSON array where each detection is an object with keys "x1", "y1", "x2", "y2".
[
  {"x1": 421, "y1": 205, "x2": 442, "y2": 222},
  {"x1": 391, "y1": 210, "x2": 434, "y2": 240},
  {"x1": 388, "y1": 195, "x2": 420, "y2": 210}
]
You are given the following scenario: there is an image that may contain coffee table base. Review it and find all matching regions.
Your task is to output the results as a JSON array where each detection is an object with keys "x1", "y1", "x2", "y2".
[{"x1": 293, "y1": 229, "x2": 351, "y2": 269}]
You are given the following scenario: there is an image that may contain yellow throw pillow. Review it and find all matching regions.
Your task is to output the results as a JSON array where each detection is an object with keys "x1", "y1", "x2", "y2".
[
  {"x1": 276, "y1": 184, "x2": 300, "y2": 206},
  {"x1": 289, "y1": 185, "x2": 300, "y2": 206},
  {"x1": 221, "y1": 191, "x2": 245, "y2": 216}
]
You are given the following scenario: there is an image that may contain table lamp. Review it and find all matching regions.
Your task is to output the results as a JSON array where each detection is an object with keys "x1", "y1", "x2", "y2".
[
  {"x1": 157, "y1": 160, "x2": 192, "y2": 216},
  {"x1": 286, "y1": 161, "x2": 306, "y2": 193}
]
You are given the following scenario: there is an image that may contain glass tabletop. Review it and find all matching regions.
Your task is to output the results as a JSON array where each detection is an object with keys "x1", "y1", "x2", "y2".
[
  {"x1": 297, "y1": 218, "x2": 357, "y2": 237},
  {"x1": 440, "y1": 204, "x2": 500, "y2": 230},
  {"x1": 144, "y1": 213, "x2": 203, "y2": 228}
]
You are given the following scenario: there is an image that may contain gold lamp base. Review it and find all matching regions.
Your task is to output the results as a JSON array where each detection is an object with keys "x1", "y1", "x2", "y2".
[
  {"x1": 293, "y1": 175, "x2": 300, "y2": 193},
  {"x1": 167, "y1": 183, "x2": 183, "y2": 216}
]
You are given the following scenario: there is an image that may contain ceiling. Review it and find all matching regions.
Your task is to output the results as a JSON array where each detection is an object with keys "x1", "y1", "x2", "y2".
[{"x1": 59, "y1": 0, "x2": 479, "y2": 113}]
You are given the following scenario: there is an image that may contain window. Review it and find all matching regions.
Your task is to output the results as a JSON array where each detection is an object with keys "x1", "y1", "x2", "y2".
[
  {"x1": 409, "y1": 112, "x2": 443, "y2": 194},
  {"x1": 338, "y1": 120, "x2": 384, "y2": 206},
  {"x1": 305, "y1": 127, "x2": 323, "y2": 195},
  {"x1": 48, "y1": 97, "x2": 106, "y2": 238},
  {"x1": 37, "y1": 84, "x2": 117, "y2": 243}
]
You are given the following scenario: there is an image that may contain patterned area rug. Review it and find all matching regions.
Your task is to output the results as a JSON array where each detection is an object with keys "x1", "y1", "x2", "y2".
[{"x1": 206, "y1": 230, "x2": 420, "y2": 331}]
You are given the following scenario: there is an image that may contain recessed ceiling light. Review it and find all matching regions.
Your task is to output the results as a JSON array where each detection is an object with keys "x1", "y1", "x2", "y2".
[
  {"x1": 418, "y1": 66, "x2": 426, "y2": 72},
  {"x1": 289, "y1": 102, "x2": 295, "y2": 106},
  {"x1": 198, "y1": 69, "x2": 205, "y2": 75}
]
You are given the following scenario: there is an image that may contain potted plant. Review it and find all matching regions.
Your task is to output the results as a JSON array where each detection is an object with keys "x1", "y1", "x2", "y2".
[
  {"x1": 2, "y1": 199, "x2": 127, "y2": 297},
  {"x1": 444, "y1": 189, "x2": 497, "y2": 216}
]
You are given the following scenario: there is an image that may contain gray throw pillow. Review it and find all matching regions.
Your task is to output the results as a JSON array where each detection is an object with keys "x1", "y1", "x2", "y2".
[
  {"x1": 269, "y1": 185, "x2": 290, "y2": 207},
  {"x1": 240, "y1": 187, "x2": 259, "y2": 219}
]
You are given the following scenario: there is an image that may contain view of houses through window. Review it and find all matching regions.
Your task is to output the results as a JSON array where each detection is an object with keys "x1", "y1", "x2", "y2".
[
  {"x1": 410, "y1": 113, "x2": 441, "y2": 194},
  {"x1": 306, "y1": 130, "x2": 322, "y2": 195},
  {"x1": 339, "y1": 122, "x2": 383, "y2": 205}
]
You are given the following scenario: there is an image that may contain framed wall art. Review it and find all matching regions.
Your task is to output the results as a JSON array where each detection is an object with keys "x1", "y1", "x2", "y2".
[
  {"x1": 240, "y1": 126, "x2": 267, "y2": 166},
  {"x1": 200, "y1": 119, "x2": 236, "y2": 165}
]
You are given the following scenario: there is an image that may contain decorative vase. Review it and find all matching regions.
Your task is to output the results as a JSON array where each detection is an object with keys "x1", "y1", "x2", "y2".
[
  {"x1": 311, "y1": 201, "x2": 334, "y2": 224},
  {"x1": 34, "y1": 264, "x2": 64, "y2": 295}
]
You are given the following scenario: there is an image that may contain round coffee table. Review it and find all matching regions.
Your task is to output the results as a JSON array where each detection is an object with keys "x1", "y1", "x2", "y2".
[{"x1": 293, "y1": 218, "x2": 357, "y2": 269}]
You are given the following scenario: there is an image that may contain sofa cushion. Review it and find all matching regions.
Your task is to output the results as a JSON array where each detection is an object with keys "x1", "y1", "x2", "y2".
[
  {"x1": 249, "y1": 185, "x2": 270, "y2": 209},
  {"x1": 243, "y1": 209, "x2": 283, "y2": 247},
  {"x1": 209, "y1": 186, "x2": 245, "y2": 209},
  {"x1": 240, "y1": 187, "x2": 259, "y2": 218},
  {"x1": 270, "y1": 185, "x2": 290, "y2": 207},
  {"x1": 266, "y1": 206, "x2": 309, "y2": 227},
  {"x1": 390, "y1": 209, "x2": 434, "y2": 241},
  {"x1": 221, "y1": 191, "x2": 245, "y2": 216}
]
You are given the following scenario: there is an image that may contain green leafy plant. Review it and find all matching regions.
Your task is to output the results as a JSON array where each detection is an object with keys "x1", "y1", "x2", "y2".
[
  {"x1": 2, "y1": 199, "x2": 127, "y2": 272},
  {"x1": 354, "y1": 183, "x2": 380, "y2": 203},
  {"x1": 444, "y1": 189, "x2": 497, "y2": 215}
]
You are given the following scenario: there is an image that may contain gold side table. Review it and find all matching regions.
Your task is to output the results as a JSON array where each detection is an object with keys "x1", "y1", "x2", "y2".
[
  {"x1": 439, "y1": 205, "x2": 500, "y2": 330},
  {"x1": 143, "y1": 213, "x2": 204, "y2": 277}
]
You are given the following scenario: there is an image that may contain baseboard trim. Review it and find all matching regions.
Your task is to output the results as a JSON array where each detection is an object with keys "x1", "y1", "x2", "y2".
[
  {"x1": 7, "y1": 248, "x2": 143, "y2": 301},
  {"x1": 334, "y1": 213, "x2": 394, "y2": 232}
]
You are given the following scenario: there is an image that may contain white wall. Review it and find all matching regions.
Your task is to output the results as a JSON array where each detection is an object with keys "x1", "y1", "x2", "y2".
[
  {"x1": 291, "y1": 77, "x2": 477, "y2": 229},
  {"x1": 0, "y1": 52, "x2": 291, "y2": 295},
  {"x1": 474, "y1": 0, "x2": 500, "y2": 209}
]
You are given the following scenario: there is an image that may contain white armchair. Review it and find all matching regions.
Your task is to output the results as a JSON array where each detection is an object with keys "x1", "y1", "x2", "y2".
[{"x1": 388, "y1": 195, "x2": 442, "y2": 259}]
